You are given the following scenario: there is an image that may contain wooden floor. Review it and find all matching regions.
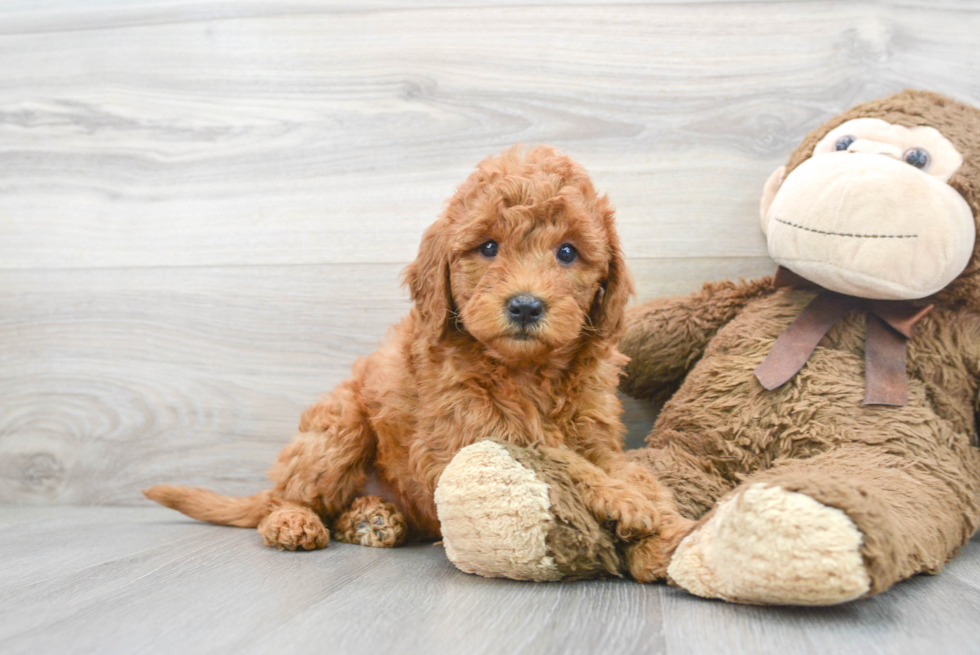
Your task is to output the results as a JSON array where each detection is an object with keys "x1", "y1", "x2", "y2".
[
  {"x1": 4, "y1": 0, "x2": 980, "y2": 505},
  {"x1": 3, "y1": 2, "x2": 980, "y2": 653},
  {"x1": 2, "y1": 505, "x2": 978, "y2": 655}
]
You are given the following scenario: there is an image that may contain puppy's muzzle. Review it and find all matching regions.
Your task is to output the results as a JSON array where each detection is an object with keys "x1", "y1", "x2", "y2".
[{"x1": 506, "y1": 294, "x2": 545, "y2": 328}]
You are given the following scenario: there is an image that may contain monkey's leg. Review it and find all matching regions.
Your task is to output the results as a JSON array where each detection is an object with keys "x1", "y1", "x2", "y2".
[
  {"x1": 538, "y1": 445, "x2": 685, "y2": 542},
  {"x1": 434, "y1": 439, "x2": 626, "y2": 581},
  {"x1": 667, "y1": 443, "x2": 980, "y2": 605}
]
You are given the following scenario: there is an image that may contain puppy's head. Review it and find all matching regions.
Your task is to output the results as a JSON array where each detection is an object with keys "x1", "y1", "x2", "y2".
[{"x1": 404, "y1": 145, "x2": 633, "y2": 365}]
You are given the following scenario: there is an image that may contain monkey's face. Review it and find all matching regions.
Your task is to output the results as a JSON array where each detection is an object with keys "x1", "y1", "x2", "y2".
[{"x1": 759, "y1": 118, "x2": 976, "y2": 300}]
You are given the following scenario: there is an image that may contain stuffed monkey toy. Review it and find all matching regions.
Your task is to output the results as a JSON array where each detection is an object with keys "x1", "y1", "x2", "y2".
[{"x1": 433, "y1": 90, "x2": 980, "y2": 605}]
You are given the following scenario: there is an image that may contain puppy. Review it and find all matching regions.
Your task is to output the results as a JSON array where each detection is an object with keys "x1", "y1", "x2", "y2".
[{"x1": 145, "y1": 146, "x2": 683, "y2": 555}]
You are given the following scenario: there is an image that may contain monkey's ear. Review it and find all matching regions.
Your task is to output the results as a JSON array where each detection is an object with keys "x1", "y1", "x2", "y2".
[
  {"x1": 402, "y1": 217, "x2": 455, "y2": 338},
  {"x1": 590, "y1": 198, "x2": 635, "y2": 339},
  {"x1": 760, "y1": 166, "x2": 786, "y2": 234}
]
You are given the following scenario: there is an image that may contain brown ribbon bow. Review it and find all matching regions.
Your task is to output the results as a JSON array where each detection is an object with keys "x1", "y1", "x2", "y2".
[{"x1": 753, "y1": 267, "x2": 934, "y2": 406}]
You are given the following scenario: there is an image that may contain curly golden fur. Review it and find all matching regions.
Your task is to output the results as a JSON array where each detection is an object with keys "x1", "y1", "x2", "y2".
[{"x1": 145, "y1": 145, "x2": 687, "y2": 551}]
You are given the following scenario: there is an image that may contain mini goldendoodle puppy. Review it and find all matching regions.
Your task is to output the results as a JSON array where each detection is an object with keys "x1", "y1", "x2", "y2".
[{"x1": 145, "y1": 146, "x2": 691, "y2": 568}]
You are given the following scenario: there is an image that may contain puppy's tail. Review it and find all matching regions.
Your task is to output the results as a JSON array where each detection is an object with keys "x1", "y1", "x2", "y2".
[{"x1": 142, "y1": 485, "x2": 277, "y2": 528}]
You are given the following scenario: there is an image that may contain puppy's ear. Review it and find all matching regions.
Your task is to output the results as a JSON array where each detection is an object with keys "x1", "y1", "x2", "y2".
[
  {"x1": 403, "y1": 216, "x2": 455, "y2": 337},
  {"x1": 590, "y1": 197, "x2": 634, "y2": 339}
]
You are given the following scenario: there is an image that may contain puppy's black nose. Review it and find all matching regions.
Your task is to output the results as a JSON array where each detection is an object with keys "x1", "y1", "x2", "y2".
[{"x1": 507, "y1": 294, "x2": 545, "y2": 327}]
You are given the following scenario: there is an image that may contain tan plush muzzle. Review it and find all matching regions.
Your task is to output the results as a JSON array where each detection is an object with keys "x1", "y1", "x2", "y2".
[{"x1": 763, "y1": 152, "x2": 975, "y2": 300}]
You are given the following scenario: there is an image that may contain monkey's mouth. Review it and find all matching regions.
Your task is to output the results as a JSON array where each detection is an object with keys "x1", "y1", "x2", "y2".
[{"x1": 772, "y1": 217, "x2": 919, "y2": 240}]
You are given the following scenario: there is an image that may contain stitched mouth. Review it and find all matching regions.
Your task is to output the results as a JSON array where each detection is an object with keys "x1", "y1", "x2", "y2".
[{"x1": 773, "y1": 217, "x2": 918, "y2": 239}]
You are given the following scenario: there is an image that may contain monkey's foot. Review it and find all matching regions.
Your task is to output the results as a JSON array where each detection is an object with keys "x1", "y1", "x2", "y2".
[{"x1": 667, "y1": 483, "x2": 870, "y2": 605}]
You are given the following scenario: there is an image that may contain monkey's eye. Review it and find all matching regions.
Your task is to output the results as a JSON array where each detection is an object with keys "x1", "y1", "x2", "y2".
[
  {"x1": 556, "y1": 243, "x2": 578, "y2": 264},
  {"x1": 479, "y1": 240, "x2": 498, "y2": 258},
  {"x1": 835, "y1": 135, "x2": 856, "y2": 151},
  {"x1": 903, "y1": 148, "x2": 931, "y2": 170}
]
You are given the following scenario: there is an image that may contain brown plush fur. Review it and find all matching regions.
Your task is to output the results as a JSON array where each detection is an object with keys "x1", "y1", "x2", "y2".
[
  {"x1": 145, "y1": 145, "x2": 689, "y2": 551},
  {"x1": 621, "y1": 90, "x2": 980, "y2": 594},
  {"x1": 495, "y1": 440, "x2": 626, "y2": 580}
]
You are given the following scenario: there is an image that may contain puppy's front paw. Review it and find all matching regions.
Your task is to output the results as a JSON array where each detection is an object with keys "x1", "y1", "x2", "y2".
[
  {"x1": 258, "y1": 505, "x2": 330, "y2": 550},
  {"x1": 625, "y1": 517, "x2": 697, "y2": 582},
  {"x1": 603, "y1": 494, "x2": 661, "y2": 541}
]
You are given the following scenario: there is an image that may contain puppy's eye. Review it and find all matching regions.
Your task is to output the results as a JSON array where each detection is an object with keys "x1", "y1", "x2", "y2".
[
  {"x1": 903, "y1": 148, "x2": 930, "y2": 170},
  {"x1": 556, "y1": 243, "x2": 577, "y2": 264},
  {"x1": 479, "y1": 240, "x2": 498, "y2": 258},
  {"x1": 835, "y1": 135, "x2": 856, "y2": 151}
]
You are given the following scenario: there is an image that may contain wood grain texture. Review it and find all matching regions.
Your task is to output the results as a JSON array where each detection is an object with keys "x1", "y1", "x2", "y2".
[
  {"x1": 2, "y1": 0, "x2": 980, "y2": 503},
  {"x1": 0, "y1": 257, "x2": 771, "y2": 502},
  {"x1": 1, "y1": 505, "x2": 978, "y2": 655},
  {"x1": 3, "y1": 1, "x2": 980, "y2": 270}
]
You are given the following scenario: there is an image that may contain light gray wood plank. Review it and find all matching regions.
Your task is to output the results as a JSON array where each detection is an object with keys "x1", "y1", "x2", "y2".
[
  {"x1": 0, "y1": 256, "x2": 772, "y2": 504},
  {"x1": 243, "y1": 538, "x2": 667, "y2": 655},
  {"x1": 0, "y1": 505, "x2": 400, "y2": 654},
  {"x1": 0, "y1": 263, "x2": 405, "y2": 505},
  {"x1": 2, "y1": 3, "x2": 977, "y2": 649},
  {"x1": 0, "y1": 0, "x2": 827, "y2": 37},
  {"x1": 2, "y1": 2, "x2": 979, "y2": 270},
  {"x1": 0, "y1": 505, "x2": 666, "y2": 655},
  {"x1": 1, "y1": 0, "x2": 977, "y2": 523},
  {"x1": 1, "y1": 505, "x2": 978, "y2": 655}
]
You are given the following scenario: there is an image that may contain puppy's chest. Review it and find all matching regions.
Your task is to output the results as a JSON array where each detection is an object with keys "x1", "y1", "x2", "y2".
[{"x1": 482, "y1": 375, "x2": 570, "y2": 445}]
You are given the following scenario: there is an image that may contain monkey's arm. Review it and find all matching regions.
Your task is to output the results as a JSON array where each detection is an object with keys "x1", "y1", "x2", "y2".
[{"x1": 619, "y1": 277, "x2": 774, "y2": 400}]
